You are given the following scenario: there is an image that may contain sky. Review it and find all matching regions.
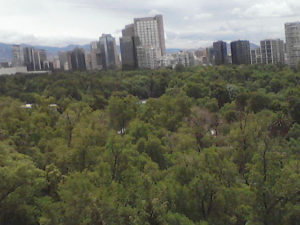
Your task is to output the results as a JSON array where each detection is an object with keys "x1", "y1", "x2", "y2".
[{"x1": 0, "y1": 0, "x2": 299, "y2": 49}]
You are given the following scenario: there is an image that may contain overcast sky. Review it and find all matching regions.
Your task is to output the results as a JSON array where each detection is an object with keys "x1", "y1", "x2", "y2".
[{"x1": 0, "y1": 0, "x2": 299, "y2": 48}]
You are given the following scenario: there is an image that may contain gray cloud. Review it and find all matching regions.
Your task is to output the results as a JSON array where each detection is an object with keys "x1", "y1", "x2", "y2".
[{"x1": 0, "y1": 0, "x2": 299, "y2": 48}]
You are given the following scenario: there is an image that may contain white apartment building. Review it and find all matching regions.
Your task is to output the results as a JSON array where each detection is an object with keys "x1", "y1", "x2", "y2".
[
  {"x1": 134, "y1": 15, "x2": 166, "y2": 56},
  {"x1": 132, "y1": 15, "x2": 166, "y2": 69},
  {"x1": 285, "y1": 22, "x2": 300, "y2": 67},
  {"x1": 260, "y1": 39, "x2": 285, "y2": 65},
  {"x1": 12, "y1": 45, "x2": 25, "y2": 67}
]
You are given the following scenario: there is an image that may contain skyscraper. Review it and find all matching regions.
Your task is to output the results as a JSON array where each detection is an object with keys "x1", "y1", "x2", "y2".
[
  {"x1": 213, "y1": 41, "x2": 227, "y2": 65},
  {"x1": 260, "y1": 39, "x2": 284, "y2": 65},
  {"x1": 120, "y1": 24, "x2": 139, "y2": 70},
  {"x1": 38, "y1": 49, "x2": 47, "y2": 70},
  {"x1": 285, "y1": 22, "x2": 300, "y2": 67},
  {"x1": 90, "y1": 41, "x2": 103, "y2": 70},
  {"x1": 230, "y1": 40, "x2": 251, "y2": 65},
  {"x1": 205, "y1": 47, "x2": 215, "y2": 65},
  {"x1": 58, "y1": 51, "x2": 72, "y2": 71},
  {"x1": 99, "y1": 34, "x2": 120, "y2": 70},
  {"x1": 12, "y1": 45, "x2": 25, "y2": 67},
  {"x1": 132, "y1": 15, "x2": 166, "y2": 69},
  {"x1": 21, "y1": 47, "x2": 47, "y2": 71},
  {"x1": 23, "y1": 47, "x2": 36, "y2": 71},
  {"x1": 33, "y1": 49, "x2": 42, "y2": 70},
  {"x1": 70, "y1": 48, "x2": 86, "y2": 71},
  {"x1": 134, "y1": 15, "x2": 166, "y2": 56},
  {"x1": 85, "y1": 52, "x2": 92, "y2": 71}
]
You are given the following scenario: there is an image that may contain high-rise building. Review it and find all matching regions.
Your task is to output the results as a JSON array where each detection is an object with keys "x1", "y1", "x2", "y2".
[
  {"x1": 188, "y1": 52, "x2": 196, "y2": 67},
  {"x1": 120, "y1": 24, "x2": 139, "y2": 70},
  {"x1": 205, "y1": 47, "x2": 215, "y2": 65},
  {"x1": 119, "y1": 15, "x2": 166, "y2": 70},
  {"x1": 250, "y1": 48, "x2": 262, "y2": 64},
  {"x1": 213, "y1": 41, "x2": 227, "y2": 65},
  {"x1": 260, "y1": 39, "x2": 284, "y2": 65},
  {"x1": 230, "y1": 40, "x2": 251, "y2": 65},
  {"x1": 23, "y1": 47, "x2": 36, "y2": 71},
  {"x1": 58, "y1": 51, "x2": 71, "y2": 71},
  {"x1": 70, "y1": 48, "x2": 86, "y2": 71},
  {"x1": 38, "y1": 49, "x2": 47, "y2": 70},
  {"x1": 22, "y1": 47, "x2": 47, "y2": 71},
  {"x1": 132, "y1": 15, "x2": 166, "y2": 69},
  {"x1": 123, "y1": 24, "x2": 135, "y2": 37},
  {"x1": 136, "y1": 45, "x2": 161, "y2": 69},
  {"x1": 285, "y1": 22, "x2": 300, "y2": 67},
  {"x1": 120, "y1": 37, "x2": 138, "y2": 70},
  {"x1": 90, "y1": 41, "x2": 103, "y2": 70},
  {"x1": 12, "y1": 45, "x2": 25, "y2": 67},
  {"x1": 85, "y1": 52, "x2": 92, "y2": 71},
  {"x1": 34, "y1": 50, "x2": 42, "y2": 70},
  {"x1": 134, "y1": 15, "x2": 166, "y2": 56},
  {"x1": 99, "y1": 34, "x2": 120, "y2": 70}
]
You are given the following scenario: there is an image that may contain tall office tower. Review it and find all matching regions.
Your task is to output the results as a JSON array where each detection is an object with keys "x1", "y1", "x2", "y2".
[
  {"x1": 38, "y1": 49, "x2": 47, "y2": 70},
  {"x1": 213, "y1": 41, "x2": 228, "y2": 65},
  {"x1": 90, "y1": 41, "x2": 102, "y2": 70},
  {"x1": 133, "y1": 15, "x2": 166, "y2": 69},
  {"x1": 123, "y1": 24, "x2": 135, "y2": 37},
  {"x1": 85, "y1": 52, "x2": 92, "y2": 71},
  {"x1": 22, "y1": 47, "x2": 47, "y2": 71},
  {"x1": 230, "y1": 40, "x2": 251, "y2": 65},
  {"x1": 70, "y1": 48, "x2": 86, "y2": 71},
  {"x1": 205, "y1": 47, "x2": 215, "y2": 65},
  {"x1": 99, "y1": 34, "x2": 120, "y2": 70},
  {"x1": 250, "y1": 48, "x2": 262, "y2": 64},
  {"x1": 12, "y1": 45, "x2": 25, "y2": 66},
  {"x1": 188, "y1": 52, "x2": 196, "y2": 67},
  {"x1": 33, "y1": 50, "x2": 42, "y2": 70},
  {"x1": 285, "y1": 22, "x2": 300, "y2": 67},
  {"x1": 134, "y1": 15, "x2": 166, "y2": 56},
  {"x1": 260, "y1": 39, "x2": 284, "y2": 65},
  {"x1": 66, "y1": 52, "x2": 72, "y2": 70},
  {"x1": 120, "y1": 24, "x2": 139, "y2": 70},
  {"x1": 23, "y1": 47, "x2": 36, "y2": 71},
  {"x1": 58, "y1": 51, "x2": 70, "y2": 70}
]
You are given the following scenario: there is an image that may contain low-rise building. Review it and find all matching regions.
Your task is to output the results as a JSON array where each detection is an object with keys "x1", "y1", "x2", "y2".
[{"x1": 0, "y1": 66, "x2": 28, "y2": 75}]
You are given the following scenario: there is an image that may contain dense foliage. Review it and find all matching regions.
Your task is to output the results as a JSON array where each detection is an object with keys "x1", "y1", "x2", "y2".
[{"x1": 0, "y1": 65, "x2": 299, "y2": 225}]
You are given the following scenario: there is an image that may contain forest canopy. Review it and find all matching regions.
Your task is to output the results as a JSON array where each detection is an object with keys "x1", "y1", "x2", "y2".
[{"x1": 0, "y1": 64, "x2": 299, "y2": 225}]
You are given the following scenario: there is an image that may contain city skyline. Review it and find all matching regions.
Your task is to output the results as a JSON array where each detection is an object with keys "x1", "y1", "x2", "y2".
[{"x1": 1, "y1": 0, "x2": 300, "y2": 48}]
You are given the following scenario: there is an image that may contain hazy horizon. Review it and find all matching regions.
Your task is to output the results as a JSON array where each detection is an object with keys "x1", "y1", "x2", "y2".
[{"x1": 1, "y1": 0, "x2": 300, "y2": 48}]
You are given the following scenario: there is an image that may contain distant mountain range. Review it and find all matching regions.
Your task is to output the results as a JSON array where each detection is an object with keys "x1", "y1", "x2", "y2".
[
  {"x1": 0, "y1": 43, "x2": 13, "y2": 62},
  {"x1": 250, "y1": 43, "x2": 260, "y2": 49},
  {"x1": 166, "y1": 48, "x2": 182, "y2": 53}
]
